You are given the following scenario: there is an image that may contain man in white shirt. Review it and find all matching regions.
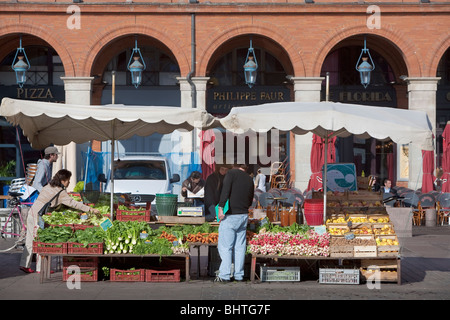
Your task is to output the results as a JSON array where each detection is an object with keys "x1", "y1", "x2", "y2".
[{"x1": 32, "y1": 146, "x2": 60, "y2": 193}]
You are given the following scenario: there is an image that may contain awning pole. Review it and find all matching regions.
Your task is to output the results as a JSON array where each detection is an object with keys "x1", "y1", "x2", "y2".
[{"x1": 323, "y1": 134, "x2": 328, "y2": 225}]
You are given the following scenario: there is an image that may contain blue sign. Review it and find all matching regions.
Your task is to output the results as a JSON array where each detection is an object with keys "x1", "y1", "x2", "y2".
[{"x1": 325, "y1": 163, "x2": 357, "y2": 192}]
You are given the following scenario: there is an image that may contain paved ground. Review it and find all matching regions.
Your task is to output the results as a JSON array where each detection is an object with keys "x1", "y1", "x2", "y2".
[{"x1": 1, "y1": 225, "x2": 449, "y2": 304}]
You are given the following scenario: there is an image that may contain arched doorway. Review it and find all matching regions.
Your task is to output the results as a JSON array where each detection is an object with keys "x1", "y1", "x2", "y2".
[
  {"x1": 205, "y1": 35, "x2": 294, "y2": 179},
  {"x1": 0, "y1": 34, "x2": 65, "y2": 189},
  {"x1": 320, "y1": 35, "x2": 408, "y2": 185}
]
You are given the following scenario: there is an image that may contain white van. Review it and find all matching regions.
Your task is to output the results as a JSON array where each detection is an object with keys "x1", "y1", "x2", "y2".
[{"x1": 100, "y1": 156, "x2": 180, "y2": 205}]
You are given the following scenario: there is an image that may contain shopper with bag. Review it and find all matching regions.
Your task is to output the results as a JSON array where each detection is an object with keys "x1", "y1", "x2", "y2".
[{"x1": 19, "y1": 169, "x2": 100, "y2": 273}]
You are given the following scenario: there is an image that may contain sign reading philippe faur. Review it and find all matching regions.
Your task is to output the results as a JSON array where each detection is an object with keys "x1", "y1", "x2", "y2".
[{"x1": 207, "y1": 86, "x2": 290, "y2": 114}]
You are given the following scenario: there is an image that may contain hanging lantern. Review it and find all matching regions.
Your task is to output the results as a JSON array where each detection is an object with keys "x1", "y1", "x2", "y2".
[
  {"x1": 127, "y1": 38, "x2": 146, "y2": 88},
  {"x1": 355, "y1": 37, "x2": 375, "y2": 89},
  {"x1": 11, "y1": 36, "x2": 30, "y2": 88},
  {"x1": 243, "y1": 39, "x2": 258, "y2": 88}
]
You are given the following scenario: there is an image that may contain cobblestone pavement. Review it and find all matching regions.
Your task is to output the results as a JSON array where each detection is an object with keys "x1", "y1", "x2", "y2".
[{"x1": 1, "y1": 226, "x2": 449, "y2": 302}]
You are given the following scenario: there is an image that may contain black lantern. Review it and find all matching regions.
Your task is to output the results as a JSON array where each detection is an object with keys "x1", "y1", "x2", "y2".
[
  {"x1": 355, "y1": 37, "x2": 375, "y2": 89},
  {"x1": 243, "y1": 40, "x2": 258, "y2": 88},
  {"x1": 11, "y1": 36, "x2": 30, "y2": 88},
  {"x1": 127, "y1": 39, "x2": 146, "y2": 88}
]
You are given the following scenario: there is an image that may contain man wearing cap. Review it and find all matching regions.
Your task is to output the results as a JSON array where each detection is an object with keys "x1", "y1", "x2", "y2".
[{"x1": 32, "y1": 146, "x2": 60, "y2": 193}]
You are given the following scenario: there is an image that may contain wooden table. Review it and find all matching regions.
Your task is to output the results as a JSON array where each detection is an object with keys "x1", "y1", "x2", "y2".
[
  {"x1": 39, "y1": 253, "x2": 190, "y2": 283},
  {"x1": 250, "y1": 254, "x2": 401, "y2": 285}
]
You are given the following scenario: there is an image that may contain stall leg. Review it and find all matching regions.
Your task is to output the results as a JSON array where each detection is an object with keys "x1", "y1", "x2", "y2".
[
  {"x1": 186, "y1": 255, "x2": 190, "y2": 282},
  {"x1": 251, "y1": 256, "x2": 256, "y2": 283}
]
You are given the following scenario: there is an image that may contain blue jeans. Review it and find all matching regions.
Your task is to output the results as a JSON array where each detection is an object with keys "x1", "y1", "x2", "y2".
[{"x1": 217, "y1": 214, "x2": 248, "y2": 280}]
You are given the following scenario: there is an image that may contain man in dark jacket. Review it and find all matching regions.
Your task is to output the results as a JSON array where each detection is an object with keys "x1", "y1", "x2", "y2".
[
  {"x1": 204, "y1": 164, "x2": 229, "y2": 222},
  {"x1": 215, "y1": 164, "x2": 254, "y2": 282}
]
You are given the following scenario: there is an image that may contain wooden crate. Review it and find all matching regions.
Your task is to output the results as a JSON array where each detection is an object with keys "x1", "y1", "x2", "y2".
[
  {"x1": 330, "y1": 245, "x2": 354, "y2": 257},
  {"x1": 328, "y1": 225, "x2": 350, "y2": 237},
  {"x1": 354, "y1": 245, "x2": 377, "y2": 257},
  {"x1": 376, "y1": 235, "x2": 400, "y2": 257},
  {"x1": 354, "y1": 237, "x2": 377, "y2": 257},
  {"x1": 360, "y1": 259, "x2": 399, "y2": 283}
]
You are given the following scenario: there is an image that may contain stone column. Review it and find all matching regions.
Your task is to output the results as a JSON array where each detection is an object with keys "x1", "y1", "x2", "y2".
[
  {"x1": 405, "y1": 77, "x2": 440, "y2": 190},
  {"x1": 289, "y1": 77, "x2": 325, "y2": 191},
  {"x1": 58, "y1": 77, "x2": 94, "y2": 191}
]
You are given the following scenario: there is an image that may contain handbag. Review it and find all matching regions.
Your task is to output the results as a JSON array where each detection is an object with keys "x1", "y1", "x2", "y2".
[{"x1": 37, "y1": 189, "x2": 64, "y2": 216}]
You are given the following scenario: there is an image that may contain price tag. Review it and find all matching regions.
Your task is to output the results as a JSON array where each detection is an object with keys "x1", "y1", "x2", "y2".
[
  {"x1": 314, "y1": 225, "x2": 327, "y2": 235},
  {"x1": 100, "y1": 218, "x2": 113, "y2": 231}
]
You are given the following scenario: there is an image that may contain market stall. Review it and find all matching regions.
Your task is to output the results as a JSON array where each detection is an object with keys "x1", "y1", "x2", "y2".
[{"x1": 0, "y1": 97, "x2": 220, "y2": 218}]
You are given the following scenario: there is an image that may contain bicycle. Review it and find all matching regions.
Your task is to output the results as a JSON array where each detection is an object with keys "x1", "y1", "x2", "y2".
[{"x1": 0, "y1": 191, "x2": 27, "y2": 252}]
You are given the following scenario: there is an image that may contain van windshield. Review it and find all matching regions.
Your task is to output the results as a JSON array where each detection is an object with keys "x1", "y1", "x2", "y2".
[{"x1": 113, "y1": 160, "x2": 167, "y2": 180}]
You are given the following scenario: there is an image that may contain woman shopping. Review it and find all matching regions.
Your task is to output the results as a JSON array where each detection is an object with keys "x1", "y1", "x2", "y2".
[{"x1": 19, "y1": 169, "x2": 100, "y2": 273}]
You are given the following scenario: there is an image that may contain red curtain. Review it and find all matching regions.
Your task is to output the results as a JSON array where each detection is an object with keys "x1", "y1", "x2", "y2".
[
  {"x1": 442, "y1": 122, "x2": 450, "y2": 193},
  {"x1": 307, "y1": 134, "x2": 336, "y2": 191},
  {"x1": 421, "y1": 150, "x2": 435, "y2": 193},
  {"x1": 200, "y1": 130, "x2": 215, "y2": 180}
]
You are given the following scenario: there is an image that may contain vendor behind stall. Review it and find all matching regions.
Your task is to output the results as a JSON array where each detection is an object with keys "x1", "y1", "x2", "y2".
[{"x1": 181, "y1": 171, "x2": 205, "y2": 208}]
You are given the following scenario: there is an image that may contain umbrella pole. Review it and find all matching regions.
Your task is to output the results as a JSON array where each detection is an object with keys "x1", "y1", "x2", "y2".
[
  {"x1": 110, "y1": 131, "x2": 115, "y2": 221},
  {"x1": 323, "y1": 134, "x2": 328, "y2": 225}
]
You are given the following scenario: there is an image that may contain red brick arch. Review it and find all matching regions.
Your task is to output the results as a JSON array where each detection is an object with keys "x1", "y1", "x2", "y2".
[
  {"x1": 312, "y1": 23, "x2": 422, "y2": 78},
  {"x1": 80, "y1": 23, "x2": 190, "y2": 77},
  {"x1": 428, "y1": 33, "x2": 450, "y2": 77},
  {"x1": 0, "y1": 20, "x2": 76, "y2": 76},
  {"x1": 196, "y1": 22, "x2": 306, "y2": 77}
]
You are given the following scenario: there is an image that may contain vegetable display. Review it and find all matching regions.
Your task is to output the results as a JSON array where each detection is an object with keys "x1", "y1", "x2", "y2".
[{"x1": 247, "y1": 224, "x2": 330, "y2": 257}]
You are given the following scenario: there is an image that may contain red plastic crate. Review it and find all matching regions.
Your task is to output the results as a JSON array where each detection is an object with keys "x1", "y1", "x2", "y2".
[
  {"x1": 32, "y1": 241, "x2": 67, "y2": 254},
  {"x1": 110, "y1": 268, "x2": 145, "y2": 282},
  {"x1": 67, "y1": 242, "x2": 104, "y2": 255},
  {"x1": 145, "y1": 269, "x2": 180, "y2": 282},
  {"x1": 116, "y1": 209, "x2": 151, "y2": 222},
  {"x1": 63, "y1": 266, "x2": 98, "y2": 282}
]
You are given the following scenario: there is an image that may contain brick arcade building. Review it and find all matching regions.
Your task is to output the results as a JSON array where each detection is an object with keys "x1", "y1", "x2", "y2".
[{"x1": 0, "y1": 0, "x2": 449, "y2": 192}]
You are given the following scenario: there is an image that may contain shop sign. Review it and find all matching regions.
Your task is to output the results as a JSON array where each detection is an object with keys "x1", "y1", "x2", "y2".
[
  {"x1": 0, "y1": 85, "x2": 65, "y2": 102},
  {"x1": 326, "y1": 85, "x2": 396, "y2": 107},
  {"x1": 207, "y1": 86, "x2": 290, "y2": 114}
]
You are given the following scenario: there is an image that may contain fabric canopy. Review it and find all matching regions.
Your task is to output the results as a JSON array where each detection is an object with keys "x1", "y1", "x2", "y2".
[
  {"x1": 0, "y1": 97, "x2": 220, "y2": 218},
  {"x1": 0, "y1": 97, "x2": 220, "y2": 149},
  {"x1": 219, "y1": 101, "x2": 435, "y2": 223},
  {"x1": 442, "y1": 121, "x2": 450, "y2": 193},
  {"x1": 307, "y1": 134, "x2": 336, "y2": 192},
  {"x1": 219, "y1": 101, "x2": 434, "y2": 151},
  {"x1": 421, "y1": 150, "x2": 435, "y2": 193}
]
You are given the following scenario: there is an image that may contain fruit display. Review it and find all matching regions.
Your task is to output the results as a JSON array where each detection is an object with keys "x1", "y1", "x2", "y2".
[
  {"x1": 326, "y1": 216, "x2": 346, "y2": 224},
  {"x1": 374, "y1": 224, "x2": 395, "y2": 235},
  {"x1": 328, "y1": 227, "x2": 349, "y2": 235},
  {"x1": 353, "y1": 226, "x2": 373, "y2": 235},
  {"x1": 369, "y1": 216, "x2": 390, "y2": 223},
  {"x1": 375, "y1": 236, "x2": 399, "y2": 246}
]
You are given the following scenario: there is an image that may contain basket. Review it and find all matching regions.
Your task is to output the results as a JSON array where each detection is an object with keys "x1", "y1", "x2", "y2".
[
  {"x1": 155, "y1": 194, "x2": 178, "y2": 216},
  {"x1": 67, "y1": 242, "x2": 104, "y2": 255},
  {"x1": 110, "y1": 268, "x2": 145, "y2": 282},
  {"x1": 304, "y1": 199, "x2": 324, "y2": 226},
  {"x1": 32, "y1": 241, "x2": 67, "y2": 254},
  {"x1": 145, "y1": 269, "x2": 180, "y2": 282},
  {"x1": 260, "y1": 266, "x2": 300, "y2": 282},
  {"x1": 63, "y1": 266, "x2": 98, "y2": 282},
  {"x1": 319, "y1": 267, "x2": 360, "y2": 285}
]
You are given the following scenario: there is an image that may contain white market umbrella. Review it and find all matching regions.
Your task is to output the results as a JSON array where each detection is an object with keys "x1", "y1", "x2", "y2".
[
  {"x1": 0, "y1": 97, "x2": 220, "y2": 218},
  {"x1": 219, "y1": 101, "x2": 434, "y2": 223}
]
